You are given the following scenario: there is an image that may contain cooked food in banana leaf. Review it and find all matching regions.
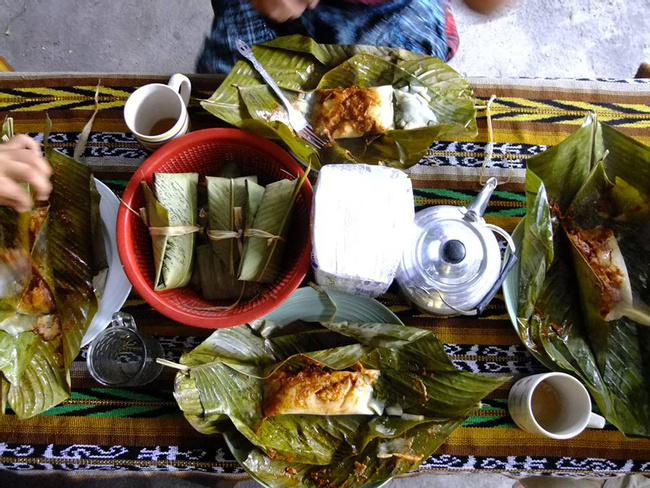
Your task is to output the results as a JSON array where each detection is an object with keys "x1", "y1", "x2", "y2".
[
  {"x1": 201, "y1": 35, "x2": 477, "y2": 170},
  {"x1": 264, "y1": 361, "x2": 381, "y2": 417},
  {"x1": 238, "y1": 170, "x2": 309, "y2": 283},
  {"x1": 141, "y1": 172, "x2": 198, "y2": 291},
  {"x1": 205, "y1": 175, "x2": 256, "y2": 276},
  {"x1": 565, "y1": 225, "x2": 648, "y2": 324},
  {"x1": 0, "y1": 120, "x2": 105, "y2": 418},
  {"x1": 313, "y1": 85, "x2": 394, "y2": 140},
  {"x1": 510, "y1": 113, "x2": 650, "y2": 437},
  {"x1": 196, "y1": 175, "x2": 269, "y2": 302},
  {"x1": 169, "y1": 305, "x2": 509, "y2": 488},
  {"x1": 394, "y1": 84, "x2": 439, "y2": 130}
]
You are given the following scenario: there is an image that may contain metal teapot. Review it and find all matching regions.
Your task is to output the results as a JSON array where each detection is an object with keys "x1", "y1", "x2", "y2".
[{"x1": 395, "y1": 177, "x2": 517, "y2": 316}]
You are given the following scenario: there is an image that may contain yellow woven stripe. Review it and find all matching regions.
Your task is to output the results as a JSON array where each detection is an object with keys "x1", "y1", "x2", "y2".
[
  {"x1": 0, "y1": 56, "x2": 13, "y2": 72},
  {"x1": 411, "y1": 324, "x2": 521, "y2": 346},
  {"x1": 484, "y1": 128, "x2": 648, "y2": 147},
  {"x1": 8, "y1": 119, "x2": 133, "y2": 133},
  {"x1": 446, "y1": 426, "x2": 650, "y2": 453},
  {"x1": 0, "y1": 415, "x2": 198, "y2": 442},
  {"x1": 0, "y1": 86, "x2": 130, "y2": 111},
  {"x1": 440, "y1": 129, "x2": 574, "y2": 146}
]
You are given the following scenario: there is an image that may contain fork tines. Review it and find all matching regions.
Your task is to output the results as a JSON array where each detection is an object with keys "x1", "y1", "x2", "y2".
[{"x1": 299, "y1": 126, "x2": 328, "y2": 150}]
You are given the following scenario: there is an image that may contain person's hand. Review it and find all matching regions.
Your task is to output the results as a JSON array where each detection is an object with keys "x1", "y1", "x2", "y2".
[
  {"x1": 463, "y1": 0, "x2": 512, "y2": 15},
  {"x1": 250, "y1": 0, "x2": 320, "y2": 22},
  {"x1": 0, "y1": 134, "x2": 52, "y2": 213}
]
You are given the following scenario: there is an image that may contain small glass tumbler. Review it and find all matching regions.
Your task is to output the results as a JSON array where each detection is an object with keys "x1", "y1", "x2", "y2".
[{"x1": 87, "y1": 312, "x2": 164, "y2": 387}]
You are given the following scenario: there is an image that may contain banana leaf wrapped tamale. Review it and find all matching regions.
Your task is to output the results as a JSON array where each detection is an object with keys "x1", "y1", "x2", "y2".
[
  {"x1": 0, "y1": 119, "x2": 104, "y2": 418},
  {"x1": 169, "y1": 299, "x2": 509, "y2": 488},
  {"x1": 238, "y1": 170, "x2": 309, "y2": 283},
  {"x1": 244, "y1": 179, "x2": 265, "y2": 229},
  {"x1": 197, "y1": 176, "x2": 260, "y2": 301},
  {"x1": 141, "y1": 172, "x2": 199, "y2": 291},
  {"x1": 205, "y1": 176, "x2": 257, "y2": 276},
  {"x1": 512, "y1": 114, "x2": 650, "y2": 437}
]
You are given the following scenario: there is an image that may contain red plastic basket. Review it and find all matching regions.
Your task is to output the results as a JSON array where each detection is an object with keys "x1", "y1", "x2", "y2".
[{"x1": 116, "y1": 128, "x2": 313, "y2": 328}]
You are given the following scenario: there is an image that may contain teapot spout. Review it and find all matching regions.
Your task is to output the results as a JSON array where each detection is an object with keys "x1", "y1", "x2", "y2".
[{"x1": 466, "y1": 177, "x2": 497, "y2": 221}]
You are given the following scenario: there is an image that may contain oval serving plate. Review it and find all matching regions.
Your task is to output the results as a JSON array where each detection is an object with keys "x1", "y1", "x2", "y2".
[
  {"x1": 262, "y1": 285, "x2": 403, "y2": 326},
  {"x1": 81, "y1": 179, "x2": 132, "y2": 347},
  {"x1": 502, "y1": 221, "x2": 523, "y2": 333},
  {"x1": 227, "y1": 285, "x2": 400, "y2": 488}
]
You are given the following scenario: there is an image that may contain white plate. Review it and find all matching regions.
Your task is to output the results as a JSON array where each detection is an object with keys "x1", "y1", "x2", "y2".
[{"x1": 81, "y1": 179, "x2": 132, "y2": 347}]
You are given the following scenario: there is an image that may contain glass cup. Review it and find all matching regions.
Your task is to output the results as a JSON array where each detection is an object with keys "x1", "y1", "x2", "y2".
[{"x1": 87, "y1": 312, "x2": 164, "y2": 387}]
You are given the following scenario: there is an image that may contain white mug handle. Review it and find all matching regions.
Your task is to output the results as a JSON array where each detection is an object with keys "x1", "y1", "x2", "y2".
[
  {"x1": 587, "y1": 412, "x2": 606, "y2": 429},
  {"x1": 167, "y1": 73, "x2": 191, "y2": 107}
]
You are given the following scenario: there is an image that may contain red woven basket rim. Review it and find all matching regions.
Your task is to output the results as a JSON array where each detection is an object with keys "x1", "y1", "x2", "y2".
[{"x1": 116, "y1": 128, "x2": 312, "y2": 328}]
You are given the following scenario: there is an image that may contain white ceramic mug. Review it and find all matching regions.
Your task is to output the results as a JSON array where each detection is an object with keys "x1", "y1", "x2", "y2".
[
  {"x1": 124, "y1": 73, "x2": 191, "y2": 151},
  {"x1": 508, "y1": 372, "x2": 606, "y2": 440}
]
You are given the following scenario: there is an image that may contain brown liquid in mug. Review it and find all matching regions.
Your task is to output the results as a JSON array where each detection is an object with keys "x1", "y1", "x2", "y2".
[
  {"x1": 531, "y1": 381, "x2": 563, "y2": 431},
  {"x1": 148, "y1": 117, "x2": 178, "y2": 135}
]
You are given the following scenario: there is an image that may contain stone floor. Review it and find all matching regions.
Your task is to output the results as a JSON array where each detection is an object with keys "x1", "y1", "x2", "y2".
[{"x1": 0, "y1": 0, "x2": 648, "y2": 78}]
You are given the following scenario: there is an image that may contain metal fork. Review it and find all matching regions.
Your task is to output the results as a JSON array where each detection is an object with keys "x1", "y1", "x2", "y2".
[{"x1": 235, "y1": 39, "x2": 328, "y2": 150}]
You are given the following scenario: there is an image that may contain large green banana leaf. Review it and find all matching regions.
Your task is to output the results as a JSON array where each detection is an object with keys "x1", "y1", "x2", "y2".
[
  {"x1": 512, "y1": 113, "x2": 650, "y2": 437},
  {"x1": 0, "y1": 121, "x2": 102, "y2": 418},
  {"x1": 171, "y1": 313, "x2": 509, "y2": 487},
  {"x1": 201, "y1": 35, "x2": 477, "y2": 170}
]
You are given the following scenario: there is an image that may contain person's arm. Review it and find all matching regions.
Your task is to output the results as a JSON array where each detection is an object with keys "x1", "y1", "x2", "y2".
[
  {"x1": 250, "y1": 0, "x2": 320, "y2": 22},
  {"x1": 0, "y1": 134, "x2": 52, "y2": 212}
]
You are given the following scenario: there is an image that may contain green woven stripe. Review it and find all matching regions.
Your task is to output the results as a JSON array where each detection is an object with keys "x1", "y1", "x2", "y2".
[
  {"x1": 462, "y1": 399, "x2": 514, "y2": 428},
  {"x1": 413, "y1": 189, "x2": 526, "y2": 217},
  {"x1": 40, "y1": 403, "x2": 99, "y2": 416},
  {"x1": 89, "y1": 388, "x2": 173, "y2": 402},
  {"x1": 86, "y1": 405, "x2": 180, "y2": 418},
  {"x1": 101, "y1": 179, "x2": 128, "y2": 189}
]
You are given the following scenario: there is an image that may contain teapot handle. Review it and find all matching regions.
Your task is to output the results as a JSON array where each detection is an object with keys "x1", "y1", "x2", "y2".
[
  {"x1": 474, "y1": 224, "x2": 518, "y2": 315},
  {"x1": 475, "y1": 252, "x2": 517, "y2": 314}
]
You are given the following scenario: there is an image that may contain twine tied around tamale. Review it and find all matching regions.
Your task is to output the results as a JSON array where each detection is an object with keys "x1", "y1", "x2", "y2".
[
  {"x1": 207, "y1": 207, "x2": 244, "y2": 258},
  {"x1": 244, "y1": 228, "x2": 286, "y2": 246},
  {"x1": 120, "y1": 199, "x2": 201, "y2": 237}
]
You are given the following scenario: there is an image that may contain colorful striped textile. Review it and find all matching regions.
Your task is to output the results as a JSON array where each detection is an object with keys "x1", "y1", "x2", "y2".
[
  {"x1": 0, "y1": 73, "x2": 649, "y2": 478},
  {"x1": 0, "y1": 56, "x2": 13, "y2": 72}
]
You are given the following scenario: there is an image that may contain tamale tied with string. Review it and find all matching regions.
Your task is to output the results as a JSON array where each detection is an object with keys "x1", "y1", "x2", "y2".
[
  {"x1": 141, "y1": 172, "x2": 199, "y2": 291},
  {"x1": 197, "y1": 176, "x2": 258, "y2": 301},
  {"x1": 238, "y1": 170, "x2": 309, "y2": 283}
]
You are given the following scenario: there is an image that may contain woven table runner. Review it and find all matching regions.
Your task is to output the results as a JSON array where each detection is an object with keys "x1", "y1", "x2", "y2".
[{"x1": 0, "y1": 73, "x2": 649, "y2": 477}]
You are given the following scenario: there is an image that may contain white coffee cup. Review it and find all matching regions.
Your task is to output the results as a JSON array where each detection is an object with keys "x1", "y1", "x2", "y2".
[
  {"x1": 508, "y1": 372, "x2": 606, "y2": 440},
  {"x1": 124, "y1": 73, "x2": 191, "y2": 151}
]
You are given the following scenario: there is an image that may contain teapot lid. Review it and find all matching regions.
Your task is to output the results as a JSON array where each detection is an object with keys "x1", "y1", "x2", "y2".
[
  {"x1": 412, "y1": 206, "x2": 494, "y2": 290},
  {"x1": 397, "y1": 203, "x2": 502, "y2": 315}
]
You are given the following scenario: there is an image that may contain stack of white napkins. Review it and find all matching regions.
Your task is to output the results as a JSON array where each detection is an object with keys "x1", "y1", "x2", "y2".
[{"x1": 311, "y1": 164, "x2": 414, "y2": 297}]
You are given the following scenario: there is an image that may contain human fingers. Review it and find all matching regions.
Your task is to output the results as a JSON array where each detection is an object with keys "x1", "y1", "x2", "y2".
[
  {"x1": 250, "y1": 0, "x2": 308, "y2": 21},
  {"x1": 0, "y1": 136, "x2": 51, "y2": 179},
  {"x1": 3, "y1": 134, "x2": 42, "y2": 155},
  {"x1": 0, "y1": 176, "x2": 34, "y2": 213},
  {"x1": 307, "y1": 0, "x2": 319, "y2": 9},
  {"x1": 0, "y1": 154, "x2": 53, "y2": 201}
]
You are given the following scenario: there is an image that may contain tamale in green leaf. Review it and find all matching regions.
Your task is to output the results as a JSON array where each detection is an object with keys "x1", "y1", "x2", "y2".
[
  {"x1": 238, "y1": 171, "x2": 308, "y2": 283},
  {"x1": 170, "y1": 291, "x2": 509, "y2": 487},
  {"x1": 511, "y1": 113, "x2": 650, "y2": 437},
  {"x1": 141, "y1": 172, "x2": 198, "y2": 291},
  {"x1": 201, "y1": 35, "x2": 477, "y2": 170}
]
